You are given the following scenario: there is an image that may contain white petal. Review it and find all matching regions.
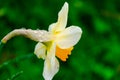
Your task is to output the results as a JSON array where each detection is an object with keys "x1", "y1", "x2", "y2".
[
  {"x1": 48, "y1": 23, "x2": 56, "y2": 33},
  {"x1": 43, "y1": 43, "x2": 59, "y2": 80},
  {"x1": 43, "y1": 58, "x2": 59, "y2": 80},
  {"x1": 34, "y1": 42, "x2": 46, "y2": 59},
  {"x1": 56, "y1": 26, "x2": 82, "y2": 49},
  {"x1": 56, "y1": 2, "x2": 68, "y2": 31},
  {"x1": 48, "y1": 2, "x2": 68, "y2": 33}
]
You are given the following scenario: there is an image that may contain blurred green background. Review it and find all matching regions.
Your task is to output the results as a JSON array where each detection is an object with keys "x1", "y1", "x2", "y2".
[{"x1": 0, "y1": 0, "x2": 120, "y2": 80}]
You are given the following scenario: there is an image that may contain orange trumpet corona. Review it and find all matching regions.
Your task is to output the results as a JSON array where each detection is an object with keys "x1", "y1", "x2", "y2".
[{"x1": 56, "y1": 46, "x2": 73, "y2": 61}]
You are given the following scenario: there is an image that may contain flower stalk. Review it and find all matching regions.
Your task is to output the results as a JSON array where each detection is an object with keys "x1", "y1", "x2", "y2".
[{"x1": 0, "y1": 41, "x2": 4, "y2": 53}]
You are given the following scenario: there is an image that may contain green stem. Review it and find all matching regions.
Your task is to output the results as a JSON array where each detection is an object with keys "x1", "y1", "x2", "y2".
[
  {"x1": 0, "y1": 41, "x2": 4, "y2": 53},
  {"x1": 7, "y1": 71, "x2": 23, "y2": 80},
  {"x1": 0, "y1": 53, "x2": 34, "y2": 68}
]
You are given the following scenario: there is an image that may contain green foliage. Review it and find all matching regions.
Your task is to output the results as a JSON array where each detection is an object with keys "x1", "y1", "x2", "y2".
[{"x1": 0, "y1": 0, "x2": 120, "y2": 80}]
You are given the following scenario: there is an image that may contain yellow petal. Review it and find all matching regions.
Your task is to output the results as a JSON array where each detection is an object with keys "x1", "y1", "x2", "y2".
[
  {"x1": 48, "y1": 2, "x2": 68, "y2": 33},
  {"x1": 34, "y1": 42, "x2": 46, "y2": 59},
  {"x1": 56, "y1": 26, "x2": 82, "y2": 49},
  {"x1": 56, "y1": 46, "x2": 73, "y2": 61},
  {"x1": 43, "y1": 43, "x2": 59, "y2": 80}
]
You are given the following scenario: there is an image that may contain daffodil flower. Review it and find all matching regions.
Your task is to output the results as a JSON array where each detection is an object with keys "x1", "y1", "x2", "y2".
[
  {"x1": 34, "y1": 2, "x2": 82, "y2": 80},
  {"x1": 1, "y1": 2, "x2": 82, "y2": 80}
]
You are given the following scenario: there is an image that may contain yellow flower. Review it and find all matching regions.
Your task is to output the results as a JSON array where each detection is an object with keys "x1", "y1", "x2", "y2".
[{"x1": 34, "y1": 2, "x2": 82, "y2": 80}]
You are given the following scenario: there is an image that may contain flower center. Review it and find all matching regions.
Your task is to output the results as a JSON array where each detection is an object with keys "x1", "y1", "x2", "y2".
[{"x1": 56, "y1": 46, "x2": 73, "y2": 61}]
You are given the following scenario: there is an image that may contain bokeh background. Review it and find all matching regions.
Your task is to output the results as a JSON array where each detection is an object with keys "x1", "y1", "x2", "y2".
[{"x1": 0, "y1": 0, "x2": 120, "y2": 80}]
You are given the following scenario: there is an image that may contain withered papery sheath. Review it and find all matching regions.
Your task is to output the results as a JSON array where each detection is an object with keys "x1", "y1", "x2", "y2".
[{"x1": 1, "y1": 29, "x2": 52, "y2": 43}]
